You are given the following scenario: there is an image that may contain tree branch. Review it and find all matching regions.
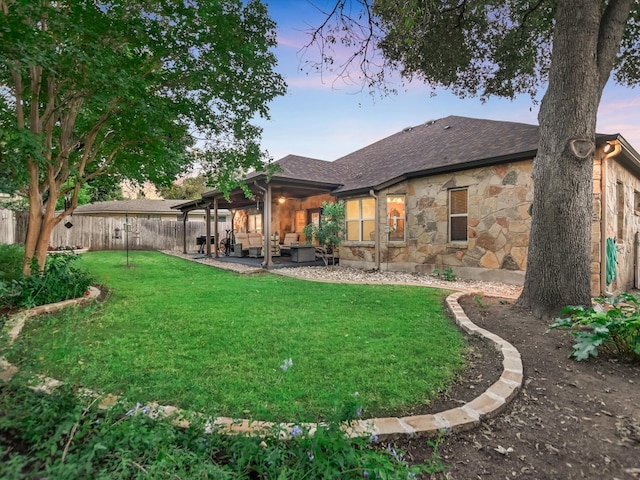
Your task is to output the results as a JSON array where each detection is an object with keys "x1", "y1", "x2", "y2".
[
  {"x1": 11, "y1": 67, "x2": 24, "y2": 128},
  {"x1": 301, "y1": 0, "x2": 388, "y2": 91},
  {"x1": 597, "y1": 0, "x2": 634, "y2": 92},
  {"x1": 29, "y1": 64, "x2": 43, "y2": 133}
]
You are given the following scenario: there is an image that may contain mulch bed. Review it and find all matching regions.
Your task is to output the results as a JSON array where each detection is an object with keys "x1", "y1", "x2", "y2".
[{"x1": 395, "y1": 295, "x2": 640, "y2": 479}]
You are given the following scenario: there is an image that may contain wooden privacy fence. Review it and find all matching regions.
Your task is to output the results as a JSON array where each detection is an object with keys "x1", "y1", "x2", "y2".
[
  {"x1": 0, "y1": 209, "x2": 17, "y2": 245},
  {"x1": 49, "y1": 216, "x2": 228, "y2": 252},
  {"x1": 2, "y1": 211, "x2": 228, "y2": 253}
]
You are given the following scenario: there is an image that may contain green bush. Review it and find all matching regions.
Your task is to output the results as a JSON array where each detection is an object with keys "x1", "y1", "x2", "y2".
[
  {"x1": 0, "y1": 382, "x2": 446, "y2": 479},
  {"x1": 0, "y1": 244, "x2": 24, "y2": 283},
  {"x1": 11, "y1": 253, "x2": 93, "y2": 309},
  {"x1": 549, "y1": 292, "x2": 640, "y2": 361},
  {"x1": 0, "y1": 245, "x2": 25, "y2": 309}
]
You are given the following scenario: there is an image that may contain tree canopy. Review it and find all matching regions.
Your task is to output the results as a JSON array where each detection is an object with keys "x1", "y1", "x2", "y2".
[
  {"x1": 158, "y1": 175, "x2": 210, "y2": 200},
  {"x1": 306, "y1": 0, "x2": 639, "y2": 317},
  {"x1": 0, "y1": 0, "x2": 285, "y2": 273},
  {"x1": 307, "y1": 1, "x2": 640, "y2": 97}
]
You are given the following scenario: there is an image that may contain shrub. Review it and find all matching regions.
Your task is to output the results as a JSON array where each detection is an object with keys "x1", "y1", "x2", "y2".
[
  {"x1": 549, "y1": 293, "x2": 640, "y2": 361},
  {"x1": 0, "y1": 245, "x2": 26, "y2": 310},
  {"x1": 302, "y1": 201, "x2": 345, "y2": 265},
  {"x1": 14, "y1": 253, "x2": 93, "y2": 309},
  {"x1": 0, "y1": 382, "x2": 446, "y2": 479},
  {"x1": 0, "y1": 244, "x2": 24, "y2": 283}
]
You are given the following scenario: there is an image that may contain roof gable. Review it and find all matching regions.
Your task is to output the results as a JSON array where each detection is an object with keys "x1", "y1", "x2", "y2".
[
  {"x1": 245, "y1": 154, "x2": 347, "y2": 185},
  {"x1": 332, "y1": 116, "x2": 540, "y2": 194}
]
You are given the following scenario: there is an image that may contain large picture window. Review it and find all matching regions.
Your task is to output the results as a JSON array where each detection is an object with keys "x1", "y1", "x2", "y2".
[
  {"x1": 346, "y1": 197, "x2": 376, "y2": 241},
  {"x1": 387, "y1": 195, "x2": 405, "y2": 242},
  {"x1": 449, "y1": 188, "x2": 468, "y2": 242}
]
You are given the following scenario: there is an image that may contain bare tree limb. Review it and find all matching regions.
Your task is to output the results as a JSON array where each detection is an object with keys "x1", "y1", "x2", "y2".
[{"x1": 597, "y1": 0, "x2": 635, "y2": 92}]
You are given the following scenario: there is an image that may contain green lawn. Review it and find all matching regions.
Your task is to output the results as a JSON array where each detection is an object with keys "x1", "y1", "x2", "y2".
[{"x1": 7, "y1": 251, "x2": 466, "y2": 422}]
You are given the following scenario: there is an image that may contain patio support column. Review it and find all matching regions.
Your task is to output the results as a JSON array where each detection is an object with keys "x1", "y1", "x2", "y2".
[
  {"x1": 254, "y1": 180, "x2": 272, "y2": 268},
  {"x1": 264, "y1": 183, "x2": 272, "y2": 267},
  {"x1": 370, "y1": 189, "x2": 381, "y2": 270},
  {"x1": 205, "y1": 203, "x2": 212, "y2": 257},
  {"x1": 182, "y1": 211, "x2": 188, "y2": 254},
  {"x1": 214, "y1": 198, "x2": 219, "y2": 258}
]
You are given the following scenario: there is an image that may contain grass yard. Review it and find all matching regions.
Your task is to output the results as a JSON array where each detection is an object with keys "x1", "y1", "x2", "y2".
[{"x1": 6, "y1": 251, "x2": 465, "y2": 423}]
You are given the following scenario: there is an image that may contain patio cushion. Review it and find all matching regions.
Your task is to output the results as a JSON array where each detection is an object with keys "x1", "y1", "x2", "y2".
[
  {"x1": 234, "y1": 232, "x2": 263, "y2": 254},
  {"x1": 280, "y1": 233, "x2": 299, "y2": 253},
  {"x1": 248, "y1": 233, "x2": 263, "y2": 247}
]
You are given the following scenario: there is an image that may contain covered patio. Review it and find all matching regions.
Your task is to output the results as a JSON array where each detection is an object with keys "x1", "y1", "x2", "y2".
[{"x1": 173, "y1": 155, "x2": 344, "y2": 267}]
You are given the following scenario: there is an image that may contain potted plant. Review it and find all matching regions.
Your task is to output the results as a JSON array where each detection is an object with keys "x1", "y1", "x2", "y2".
[{"x1": 302, "y1": 201, "x2": 345, "y2": 266}]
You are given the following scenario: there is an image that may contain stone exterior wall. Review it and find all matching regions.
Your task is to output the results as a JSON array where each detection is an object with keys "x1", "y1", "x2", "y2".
[
  {"x1": 341, "y1": 160, "x2": 535, "y2": 284},
  {"x1": 339, "y1": 148, "x2": 627, "y2": 294},
  {"x1": 591, "y1": 156, "x2": 603, "y2": 295},
  {"x1": 603, "y1": 156, "x2": 640, "y2": 293}
]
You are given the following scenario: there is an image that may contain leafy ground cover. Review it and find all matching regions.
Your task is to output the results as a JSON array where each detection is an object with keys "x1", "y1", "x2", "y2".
[
  {"x1": 0, "y1": 244, "x2": 93, "y2": 314},
  {"x1": 5, "y1": 251, "x2": 464, "y2": 423},
  {"x1": 0, "y1": 380, "x2": 443, "y2": 479}
]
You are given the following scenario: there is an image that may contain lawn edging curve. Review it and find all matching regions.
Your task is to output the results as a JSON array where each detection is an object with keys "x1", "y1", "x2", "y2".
[
  {"x1": 1, "y1": 284, "x2": 523, "y2": 440},
  {"x1": 340, "y1": 291, "x2": 523, "y2": 439},
  {"x1": 0, "y1": 286, "x2": 101, "y2": 383}
]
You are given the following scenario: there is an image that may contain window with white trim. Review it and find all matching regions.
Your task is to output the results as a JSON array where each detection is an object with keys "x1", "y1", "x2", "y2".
[
  {"x1": 386, "y1": 195, "x2": 405, "y2": 242},
  {"x1": 346, "y1": 197, "x2": 376, "y2": 241},
  {"x1": 449, "y1": 188, "x2": 468, "y2": 242}
]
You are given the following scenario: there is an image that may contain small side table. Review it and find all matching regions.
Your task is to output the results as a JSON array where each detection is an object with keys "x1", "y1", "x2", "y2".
[{"x1": 248, "y1": 246, "x2": 263, "y2": 258}]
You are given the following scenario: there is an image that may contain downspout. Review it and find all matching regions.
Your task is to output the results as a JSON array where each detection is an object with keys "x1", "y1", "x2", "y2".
[
  {"x1": 369, "y1": 189, "x2": 380, "y2": 270},
  {"x1": 600, "y1": 140, "x2": 622, "y2": 296},
  {"x1": 255, "y1": 181, "x2": 272, "y2": 267}
]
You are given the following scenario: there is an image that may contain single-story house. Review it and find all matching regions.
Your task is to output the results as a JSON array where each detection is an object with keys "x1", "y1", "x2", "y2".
[{"x1": 175, "y1": 115, "x2": 640, "y2": 295}]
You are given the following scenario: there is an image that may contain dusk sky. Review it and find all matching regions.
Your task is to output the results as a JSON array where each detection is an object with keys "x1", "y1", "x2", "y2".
[{"x1": 257, "y1": 0, "x2": 640, "y2": 162}]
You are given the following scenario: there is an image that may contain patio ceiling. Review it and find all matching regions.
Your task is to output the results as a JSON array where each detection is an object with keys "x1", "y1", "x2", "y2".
[{"x1": 200, "y1": 177, "x2": 340, "y2": 210}]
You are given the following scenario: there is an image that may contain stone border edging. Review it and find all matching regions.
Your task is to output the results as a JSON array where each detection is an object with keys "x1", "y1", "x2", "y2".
[
  {"x1": 0, "y1": 278, "x2": 523, "y2": 440},
  {"x1": 342, "y1": 291, "x2": 523, "y2": 439},
  {"x1": 0, "y1": 286, "x2": 101, "y2": 382}
]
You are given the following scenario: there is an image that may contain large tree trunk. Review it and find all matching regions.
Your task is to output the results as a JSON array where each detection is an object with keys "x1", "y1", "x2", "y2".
[
  {"x1": 23, "y1": 188, "x2": 65, "y2": 275},
  {"x1": 517, "y1": 0, "x2": 632, "y2": 318},
  {"x1": 22, "y1": 162, "x2": 43, "y2": 276}
]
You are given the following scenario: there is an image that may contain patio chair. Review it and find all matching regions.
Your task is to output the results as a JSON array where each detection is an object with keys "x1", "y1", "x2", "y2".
[
  {"x1": 279, "y1": 233, "x2": 299, "y2": 255},
  {"x1": 234, "y1": 232, "x2": 263, "y2": 257}
]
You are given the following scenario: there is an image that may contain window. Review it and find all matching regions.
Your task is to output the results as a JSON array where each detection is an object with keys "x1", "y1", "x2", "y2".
[
  {"x1": 346, "y1": 197, "x2": 376, "y2": 241},
  {"x1": 248, "y1": 213, "x2": 262, "y2": 233},
  {"x1": 449, "y1": 188, "x2": 468, "y2": 242},
  {"x1": 387, "y1": 195, "x2": 405, "y2": 242}
]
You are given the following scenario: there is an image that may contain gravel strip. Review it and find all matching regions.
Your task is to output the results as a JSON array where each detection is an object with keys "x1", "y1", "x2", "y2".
[
  {"x1": 275, "y1": 266, "x2": 522, "y2": 298},
  {"x1": 162, "y1": 251, "x2": 522, "y2": 298}
]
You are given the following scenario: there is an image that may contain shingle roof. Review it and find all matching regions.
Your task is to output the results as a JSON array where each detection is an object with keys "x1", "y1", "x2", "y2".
[
  {"x1": 331, "y1": 115, "x2": 540, "y2": 194},
  {"x1": 203, "y1": 115, "x2": 626, "y2": 201},
  {"x1": 73, "y1": 199, "x2": 190, "y2": 215},
  {"x1": 245, "y1": 154, "x2": 346, "y2": 185}
]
